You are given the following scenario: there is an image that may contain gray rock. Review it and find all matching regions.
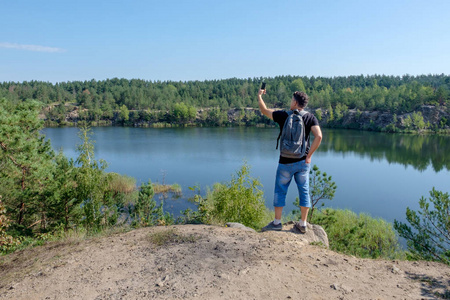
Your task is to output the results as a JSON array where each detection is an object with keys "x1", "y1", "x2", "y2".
[
  {"x1": 289, "y1": 222, "x2": 329, "y2": 248},
  {"x1": 331, "y1": 283, "x2": 352, "y2": 294},
  {"x1": 392, "y1": 265, "x2": 401, "y2": 274},
  {"x1": 225, "y1": 222, "x2": 256, "y2": 232}
]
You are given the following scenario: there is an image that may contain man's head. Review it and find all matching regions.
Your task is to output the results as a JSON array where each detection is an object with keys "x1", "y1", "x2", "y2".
[{"x1": 290, "y1": 91, "x2": 309, "y2": 110}]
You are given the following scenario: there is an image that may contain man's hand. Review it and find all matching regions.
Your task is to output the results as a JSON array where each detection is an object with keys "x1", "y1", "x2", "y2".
[
  {"x1": 258, "y1": 89, "x2": 266, "y2": 96},
  {"x1": 305, "y1": 156, "x2": 312, "y2": 164}
]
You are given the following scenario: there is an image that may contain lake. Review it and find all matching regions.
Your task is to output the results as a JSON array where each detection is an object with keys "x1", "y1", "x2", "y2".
[{"x1": 42, "y1": 127, "x2": 450, "y2": 226}]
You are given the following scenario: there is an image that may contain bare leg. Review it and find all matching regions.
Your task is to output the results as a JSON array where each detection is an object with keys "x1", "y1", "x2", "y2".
[
  {"x1": 275, "y1": 207, "x2": 283, "y2": 220},
  {"x1": 301, "y1": 206, "x2": 309, "y2": 222}
]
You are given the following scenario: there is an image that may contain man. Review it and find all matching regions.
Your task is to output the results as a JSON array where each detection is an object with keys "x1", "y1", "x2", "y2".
[{"x1": 257, "y1": 88, "x2": 322, "y2": 233}]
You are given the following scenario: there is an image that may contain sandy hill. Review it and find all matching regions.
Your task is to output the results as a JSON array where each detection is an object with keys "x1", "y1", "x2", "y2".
[{"x1": 0, "y1": 224, "x2": 448, "y2": 299}]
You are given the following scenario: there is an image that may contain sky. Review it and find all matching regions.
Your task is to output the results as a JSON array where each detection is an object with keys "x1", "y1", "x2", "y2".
[{"x1": 1, "y1": 0, "x2": 450, "y2": 83}]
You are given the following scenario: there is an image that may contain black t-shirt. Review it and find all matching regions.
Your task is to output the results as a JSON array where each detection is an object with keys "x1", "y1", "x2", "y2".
[{"x1": 273, "y1": 110, "x2": 320, "y2": 164}]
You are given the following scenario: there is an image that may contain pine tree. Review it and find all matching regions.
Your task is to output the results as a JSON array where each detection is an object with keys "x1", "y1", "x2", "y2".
[
  {"x1": 394, "y1": 188, "x2": 450, "y2": 265},
  {"x1": 0, "y1": 98, "x2": 54, "y2": 229},
  {"x1": 46, "y1": 151, "x2": 80, "y2": 231},
  {"x1": 74, "y1": 126, "x2": 109, "y2": 230}
]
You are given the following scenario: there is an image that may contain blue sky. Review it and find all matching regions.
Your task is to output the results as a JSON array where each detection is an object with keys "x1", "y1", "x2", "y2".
[{"x1": 1, "y1": 0, "x2": 450, "y2": 83}]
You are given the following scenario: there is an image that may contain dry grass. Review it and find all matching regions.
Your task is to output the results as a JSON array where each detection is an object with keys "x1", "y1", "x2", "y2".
[
  {"x1": 153, "y1": 183, "x2": 182, "y2": 195},
  {"x1": 107, "y1": 173, "x2": 136, "y2": 194},
  {"x1": 147, "y1": 227, "x2": 198, "y2": 246}
]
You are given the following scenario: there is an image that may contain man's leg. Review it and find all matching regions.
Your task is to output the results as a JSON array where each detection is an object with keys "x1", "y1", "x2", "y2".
[
  {"x1": 300, "y1": 206, "x2": 310, "y2": 222},
  {"x1": 261, "y1": 164, "x2": 292, "y2": 232},
  {"x1": 294, "y1": 161, "x2": 311, "y2": 233},
  {"x1": 261, "y1": 206, "x2": 283, "y2": 231},
  {"x1": 273, "y1": 163, "x2": 292, "y2": 222},
  {"x1": 275, "y1": 206, "x2": 283, "y2": 220}
]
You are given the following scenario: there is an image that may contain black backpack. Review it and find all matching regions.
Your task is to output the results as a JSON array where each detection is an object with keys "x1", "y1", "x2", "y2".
[{"x1": 276, "y1": 110, "x2": 308, "y2": 158}]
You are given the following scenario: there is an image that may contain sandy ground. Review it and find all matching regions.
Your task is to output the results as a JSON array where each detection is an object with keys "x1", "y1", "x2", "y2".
[{"x1": 0, "y1": 224, "x2": 449, "y2": 300}]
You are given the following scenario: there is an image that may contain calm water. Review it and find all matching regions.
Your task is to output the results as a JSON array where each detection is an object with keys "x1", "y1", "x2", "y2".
[{"x1": 42, "y1": 127, "x2": 450, "y2": 226}]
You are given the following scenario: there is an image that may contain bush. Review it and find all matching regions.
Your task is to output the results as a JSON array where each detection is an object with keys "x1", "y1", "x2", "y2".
[
  {"x1": 131, "y1": 180, "x2": 174, "y2": 227},
  {"x1": 394, "y1": 188, "x2": 450, "y2": 265},
  {"x1": 133, "y1": 180, "x2": 158, "y2": 226},
  {"x1": 179, "y1": 186, "x2": 212, "y2": 225},
  {"x1": 207, "y1": 163, "x2": 267, "y2": 230},
  {"x1": 312, "y1": 208, "x2": 403, "y2": 259}
]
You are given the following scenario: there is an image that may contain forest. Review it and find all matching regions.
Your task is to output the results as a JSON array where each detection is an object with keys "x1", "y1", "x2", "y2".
[{"x1": 1, "y1": 74, "x2": 449, "y2": 131}]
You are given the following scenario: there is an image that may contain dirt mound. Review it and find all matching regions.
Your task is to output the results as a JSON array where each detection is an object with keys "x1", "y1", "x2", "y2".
[{"x1": 1, "y1": 224, "x2": 449, "y2": 299}]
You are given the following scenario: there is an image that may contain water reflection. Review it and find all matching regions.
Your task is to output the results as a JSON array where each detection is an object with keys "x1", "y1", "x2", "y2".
[
  {"x1": 319, "y1": 130, "x2": 450, "y2": 172},
  {"x1": 42, "y1": 127, "x2": 449, "y2": 228}
]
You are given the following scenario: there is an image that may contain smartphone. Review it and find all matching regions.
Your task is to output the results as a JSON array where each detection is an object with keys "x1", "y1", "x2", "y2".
[{"x1": 261, "y1": 82, "x2": 266, "y2": 90}]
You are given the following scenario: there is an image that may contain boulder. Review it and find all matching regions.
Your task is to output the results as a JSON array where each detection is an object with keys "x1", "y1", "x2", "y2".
[
  {"x1": 225, "y1": 222, "x2": 257, "y2": 232},
  {"x1": 225, "y1": 221, "x2": 329, "y2": 248},
  {"x1": 286, "y1": 221, "x2": 329, "y2": 248}
]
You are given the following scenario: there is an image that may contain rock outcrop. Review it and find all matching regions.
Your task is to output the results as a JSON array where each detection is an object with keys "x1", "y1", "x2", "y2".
[{"x1": 226, "y1": 221, "x2": 329, "y2": 248}]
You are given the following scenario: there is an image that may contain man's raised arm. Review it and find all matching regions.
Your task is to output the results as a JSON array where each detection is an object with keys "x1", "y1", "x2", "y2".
[{"x1": 257, "y1": 89, "x2": 275, "y2": 120}]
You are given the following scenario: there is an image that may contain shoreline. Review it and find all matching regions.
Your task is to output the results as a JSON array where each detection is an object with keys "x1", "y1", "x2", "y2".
[{"x1": 41, "y1": 105, "x2": 450, "y2": 135}]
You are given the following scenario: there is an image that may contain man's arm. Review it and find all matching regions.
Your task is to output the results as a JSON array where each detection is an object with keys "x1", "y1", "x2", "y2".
[
  {"x1": 257, "y1": 89, "x2": 275, "y2": 120},
  {"x1": 305, "y1": 125, "x2": 322, "y2": 164}
]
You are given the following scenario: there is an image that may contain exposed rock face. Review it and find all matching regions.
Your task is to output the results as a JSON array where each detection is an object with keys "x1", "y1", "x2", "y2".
[
  {"x1": 43, "y1": 103, "x2": 449, "y2": 131},
  {"x1": 315, "y1": 105, "x2": 449, "y2": 131},
  {"x1": 419, "y1": 105, "x2": 447, "y2": 125}
]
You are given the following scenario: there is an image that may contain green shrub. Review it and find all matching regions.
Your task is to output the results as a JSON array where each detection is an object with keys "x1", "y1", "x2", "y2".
[
  {"x1": 132, "y1": 180, "x2": 173, "y2": 227},
  {"x1": 394, "y1": 188, "x2": 450, "y2": 265},
  {"x1": 312, "y1": 208, "x2": 403, "y2": 259},
  {"x1": 206, "y1": 163, "x2": 267, "y2": 230},
  {"x1": 179, "y1": 186, "x2": 213, "y2": 225}
]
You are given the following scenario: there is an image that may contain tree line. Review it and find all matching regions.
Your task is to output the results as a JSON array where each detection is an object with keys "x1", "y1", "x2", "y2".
[{"x1": 1, "y1": 75, "x2": 449, "y2": 129}]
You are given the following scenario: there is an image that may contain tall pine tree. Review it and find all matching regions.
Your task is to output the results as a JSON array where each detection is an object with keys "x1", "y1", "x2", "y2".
[{"x1": 0, "y1": 98, "x2": 54, "y2": 229}]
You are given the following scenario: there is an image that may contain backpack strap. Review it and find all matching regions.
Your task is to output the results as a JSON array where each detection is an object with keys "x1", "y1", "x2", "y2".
[
  {"x1": 276, "y1": 131, "x2": 281, "y2": 149},
  {"x1": 276, "y1": 111, "x2": 292, "y2": 149}
]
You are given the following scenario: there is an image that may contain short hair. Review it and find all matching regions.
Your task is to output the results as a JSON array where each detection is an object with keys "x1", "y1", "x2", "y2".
[{"x1": 293, "y1": 91, "x2": 309, "y2": 108}]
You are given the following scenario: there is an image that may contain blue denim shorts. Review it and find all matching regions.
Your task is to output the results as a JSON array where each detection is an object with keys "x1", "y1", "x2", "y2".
[{"x1": 273, "y1": 160, "x2": 311, "y2": 208}]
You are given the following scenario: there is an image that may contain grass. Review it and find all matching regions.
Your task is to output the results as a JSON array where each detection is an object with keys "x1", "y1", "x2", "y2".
[
  {"x1": 107, "y1": 173, "x2": 136, "y2": 194},
  {"x1": 153, "y1": 183, "x2": 182, "y2": 195},
  {"x1": 148, "y1": 227, "x2": 198, "y2": 246}
]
